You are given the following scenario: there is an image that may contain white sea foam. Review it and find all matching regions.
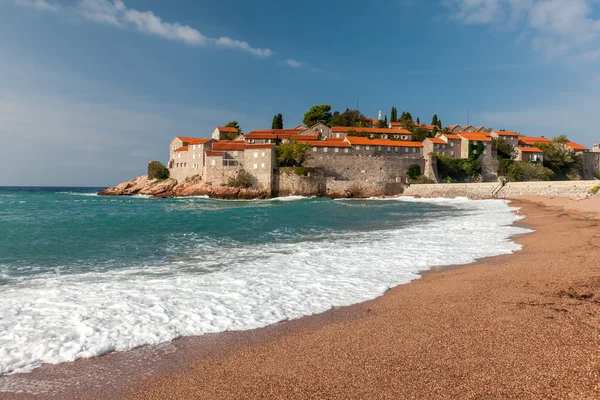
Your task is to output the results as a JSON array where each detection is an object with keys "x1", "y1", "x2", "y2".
[
  {"x1": 0, "y1": 199, "x2": 530, "y2": 375},
  {"x1": 57, "y1": 192, "x2": 98, "y2": 197}
]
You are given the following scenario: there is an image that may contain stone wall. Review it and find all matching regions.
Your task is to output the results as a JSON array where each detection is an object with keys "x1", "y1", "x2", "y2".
[
  {"x1": 582, "y1": 152, "x2": 600, "y2": 180},
  {"x1": 403, "y1": 180, "x2": 600, "y2": 199},
  {"x1": 273, "y1": 169, "x2": 325, "y2": 197}
]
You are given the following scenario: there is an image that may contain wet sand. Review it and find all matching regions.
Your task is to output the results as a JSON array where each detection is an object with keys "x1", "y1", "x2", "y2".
[{"x1": 1, "y1": 199, "x2": 599, "y2": 399}]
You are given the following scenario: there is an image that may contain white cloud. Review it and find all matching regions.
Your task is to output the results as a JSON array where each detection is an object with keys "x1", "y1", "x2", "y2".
[
  {"x1": 284, "y1": 59, "x2": 303, "y2": 68},
  {"x1": 444, "y1": 0, "x2": 600, "y2": 60},
  {"x1": 14, "y1": 0, "x2": 272, "y2": 57},
  {"x1": 15, "y1": 0, "x2": 60, "y2": 13},
  {"x1": 76, "y1": 0, "x2": 272, "y2": 57}
]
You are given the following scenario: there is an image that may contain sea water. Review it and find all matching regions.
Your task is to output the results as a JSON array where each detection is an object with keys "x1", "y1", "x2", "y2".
[{"x1": 0, "y1": 187, "x2": 529, "y2": 375}]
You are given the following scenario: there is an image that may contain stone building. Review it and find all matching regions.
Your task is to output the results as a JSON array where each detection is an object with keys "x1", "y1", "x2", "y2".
[
  {"x1": 422, "y1": 137, "x2": 453, "y2": 157},
  {"x1": 518, "y1": 136, "x2": 551, "y2": 148},
  {"x1": 204, "y1": 141, "x2": 276, "y2": 191},
  {"x1": 168, "y1": 136, "x2": 214, "y2": 183},
  {"x1": 331, "y1": 127, "x2": 412, "y2": 141},
  {"x1": 593, "y1": 143, "x2": 600, "y2": 153},
  {"x1": 211, "y1": 126, "x2": 241, "y2": 141},
  {"x1": 244, "y1": 129, "x2": 317, "y2": 144},
  {"x1": 456, "y1": 132, "x2": 493, "y2": 159},
  {"x1": 515, "y1": 147, "x2": 544, "y2": 164},
  {"x1": 436, "y1": 133, "x2": 463, "y2": 158},
  {"x1": 563, "y1": 141, "x2": 589, "y2": 154},
  {"x1": 490, "y1": 131, "x2": 519, "y2": 147}
]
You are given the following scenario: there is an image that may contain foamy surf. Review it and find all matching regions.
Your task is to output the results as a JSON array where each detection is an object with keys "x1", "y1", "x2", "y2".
[{"x1": 0, "y1": 198, "x2": 530, "y2": 375}]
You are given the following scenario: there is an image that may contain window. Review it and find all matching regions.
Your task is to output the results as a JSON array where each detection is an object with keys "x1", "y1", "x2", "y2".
[
  {"x1": 365, "y1": 146, "x2": 370, "y2": 150},
  {"x1": 172, "y1": 145, "x2": 176, "y2": 150},
  {"x1": 324, "y1": 147, "x2": 328, "y2": 152},
  {"x1": 450, "y1": 142, "x2": 454, "y2": 147},
  {"x1": 377, "y1": 146, "x2": 382, "y2": 151},
  {"x1": 254, "y1": 152, "x2": 258, "y2": 158},
  {"x1": 344, "y1": 148, "x2": 349, "y2": 153},
  {"x1": 193, "y1": 145, "x2": 196, "y2": 150},
  {"x1": 211, "y1": 160, "x2": 216, "y2": 166},
  {"x1": 253, "y1": 163, "x2": 258, "y2": 169},
  {"x1": 356, "y1": 145, "x2": 361, "y2": 150},
  {"x1": 261, "y1": 163, "x2": 265, "y2": 168},
  {"x1": 395, "y1": 147, "x2": 399, "y2": 152},
  {"x1": 394, "y1": 135, "x2": 399, "y2": 139},
  {"x1": 336, "y1": 133, "x2": 340, "y2": 138},
  {"x1": 412, "y1": 148, "x2": 416, "y2": 153},
  {"x1": 261, "y1": 152, "x2": 265, "y2": 157},
  {"x1": 387, "y1": 146, "x2": 391, "y2": 152},
  {"x1": 334, "y1": 147, "x2": 339, "y2": 152},
  {"x1": 193, "y1": 154, "x2": 196, "y2": 159},
  {"x1": 401, "y1": 136, "x2": 407, "y2": 140},
  {"x1": 312, "y1": 147, "x2": 317, "y2": 152},
  {"x1": 233, "y1": 151, "x2": 238, "y2": 156},
  {"x1": 405, "y1": 148, "x2": 409, "y2": 153},
  {"x1": 178, "y1": 153, "x2": 181, "y2": 159}
]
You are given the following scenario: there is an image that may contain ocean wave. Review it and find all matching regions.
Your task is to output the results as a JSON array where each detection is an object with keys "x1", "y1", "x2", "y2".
[
  {"x1": 0, "y1": 199, "x2": 530, "y2": 375},
  {"x1": 56, "y1": 191, "x2": 99, "y2": 197}
]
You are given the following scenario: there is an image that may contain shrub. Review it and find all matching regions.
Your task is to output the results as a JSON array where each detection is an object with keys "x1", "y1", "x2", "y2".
[
  {"x1": 407, "y1": 164, "x2": 421, "y2": 180},
  {"x1": 536, "y1": 141, "x2": 583, "y2": 180},
  {"x1": 434, "y1": 154, "x2": 481, "y2": 182},
  {"x1": 147, "y1": 161, "x2": 169, "y2": 180},
  {"x1": 491, "y1": 137, "x2": 515, "y2": 159},
  {"x1": 412, "y1": 175, "x2": 433, "y2": 184},
  {"x1": 595, "y1": 171, "x2": 600, "y2": 180},
  {"x1": 504, "y1": 162, "x2": 553, "y2": 182},
  {"x1": 590, "y1": 185, "x2": 600, "y2": 195},
  {"x1": 498, "y1": 158, "x2": 514, "y2": 176},
  {"x1": 228, "y1": 169, "x2": 255, "y2": 188},
  {"x1": 276, "y1": 141, "x2": 311, "y2": 167}
]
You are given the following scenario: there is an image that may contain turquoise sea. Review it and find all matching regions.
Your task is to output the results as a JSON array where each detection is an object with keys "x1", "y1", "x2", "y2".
[{"x1": 0, "y1": 187, "x2": 528, "y2": 375}]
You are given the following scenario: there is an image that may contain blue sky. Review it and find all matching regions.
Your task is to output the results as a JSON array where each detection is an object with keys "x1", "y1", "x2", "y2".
[{"x1": 1, "y1": 0, "x2": 600, "y2": 186}]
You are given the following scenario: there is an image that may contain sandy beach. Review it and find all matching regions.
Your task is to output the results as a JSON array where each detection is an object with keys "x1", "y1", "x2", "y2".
[{"x1": 1, "y1": 197, "x2": 599, "y2": 399}]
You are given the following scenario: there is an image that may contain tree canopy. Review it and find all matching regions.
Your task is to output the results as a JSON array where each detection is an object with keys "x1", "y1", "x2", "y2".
[
  {"x1": 328, "y1": 108, "x2": 365, "y2": 127},
  {"x1": 302, "y1": 104, "x2": 333, "y2": 127},
  {"x1": 272, "y1": 113, "x2": 283, "y2": 129},
  {"x1": 276, "y1": 141, "x2": 311, "y2": 167},
  {"x1": 390, "y1": 107, "x2": 398, "y2": 123}
]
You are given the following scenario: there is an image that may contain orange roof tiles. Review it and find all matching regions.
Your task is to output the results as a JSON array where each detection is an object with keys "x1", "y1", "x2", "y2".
[
  {"x1": 212, "y1": 141, "x2": 246, "y2": 151},
  {"x1": 447, "y1": 124, "x2": 460, "y2": 130},
  {"x1": 216, "y1": 126, "x2": 240, "y2": 133},
  {"x1": 389, "y1": 122, "x2": 419, "y2": 128},
  {"x1": 517, "y1": 147, "x2": 543, "y2": 153},
  {"x1": 518, "y1": 136, "x2": 551, "y2": 146},
  {"x1": 245, "y1": 129, "x2": 305, "y2": 140},
  {"x1": 174, "y1": 146, "x2": 188, "y2": 152},
  {"x1": 426, "y1": 138, "x2": 447, "y2": 144},
  {"x1": 176, "y1": 137, "x2": 213, "y2": 145},
  {"x1": 345, "y1": 136, "x2": 423, "y2": 147},
  {"x1": 494, "y1": 131, "x2": 519, "y2": 137},
  {"x1": 457, "y1": 132, "x2": 492, "y2": 142},
  {"x1": 205, "y1": 150, "x2": 225, "y2": 157},
  {"x1": 442, "y1": 133, "x2": 461, "y2": 140},
  {"x1": 475, "y1": 126, "x2": 484, "y2": 131},
  {"x1": 332, "y1": 127, "x2": 412, "y2": 135},
  {"x1": 297, "y1": 140, "x2": 351, "y2": 148},
  {"x1": 245, "y1": 143, "x2": 275, "y2": 149},
  {"x1": 565, "y1": 142, "x2": 589, "y2": 151}
]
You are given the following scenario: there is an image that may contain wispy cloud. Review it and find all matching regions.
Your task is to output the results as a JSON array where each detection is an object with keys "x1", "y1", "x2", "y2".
[
  {"x1": 15, "y1": 0, "x2": 273, "y2": 57},
  {"x1": 283, "y1": 59, "x2": 303, "y2": 69},
  {"x1": 443, "y1": 0, "x2": 600, "y2": 60},
  {"x1": 16, "y1": 0, "x2": 60, "y2": 13}
]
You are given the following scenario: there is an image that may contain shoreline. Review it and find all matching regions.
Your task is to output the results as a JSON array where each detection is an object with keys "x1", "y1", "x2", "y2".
[{"x1": 1, "y1": 198, "x2": 599, "y2": 399}]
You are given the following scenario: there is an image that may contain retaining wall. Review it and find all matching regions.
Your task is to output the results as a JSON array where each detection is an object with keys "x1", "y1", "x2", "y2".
[{"x1": 403, "y1": 180, "x2": 600, "y2": 199}]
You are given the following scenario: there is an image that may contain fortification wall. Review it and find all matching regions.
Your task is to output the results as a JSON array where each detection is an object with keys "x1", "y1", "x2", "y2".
[
  {"x1": 403, "y1": 181, "x2": 600, "y2": 199},
  {"x1": 582, "y1": 152, "x2": 600, "y2": 180}
]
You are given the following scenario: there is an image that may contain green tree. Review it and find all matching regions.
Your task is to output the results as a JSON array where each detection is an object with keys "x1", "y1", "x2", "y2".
[
  {"x1": 491, "y1": 137, "x2": 515, "y2": 159},
  {"x1": 407, "y1": 164, "x2": 421, "y2": 180},
  {"x1": 228, "y1": 168, "x2": 256, "y2": 188},
  {"x1": 328, "y1": 108, "x2": 365, "y2": 127},
  {"x1": 390, "y1": 107, "x2": 398, "y2": 122},
  {"x1": 416, "y1": 117, "x2": 420, "y2": 125},
  {"x1": 147, "y1": 161, "x2": 169, "y2": 180},
  {"x1": 400, "y1": 111, "x2": 413, "y2": 123},
  {"x1": 437, "y1": 118, "x2": 442, "y2": 129},
  {"x1": 411, "y1": 127, "x2": 429, "y2": 142},
  {"x1": 536, "y1": 138, "x2": 583, "y2": 180},
  {"x1": 271, "y1": 113, "x2": 283, "y2": 129},
  {"x1": 225, "y1": 121, "x2": 242, "y2": 135},
  {"x1": 377, "y1": 118, "x2": 387, "y2": 128},
  {"x1": 303, "y1": 104, "x2": 333, "y2": 127},
  {"x1": 276, "y1": 141, "x2": 311, "y2": 167}
]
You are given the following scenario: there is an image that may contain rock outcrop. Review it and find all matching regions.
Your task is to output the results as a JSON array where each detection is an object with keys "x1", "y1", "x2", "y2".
[{"x1": 98, "y1": 176, "x2": 269, "y2": 199}]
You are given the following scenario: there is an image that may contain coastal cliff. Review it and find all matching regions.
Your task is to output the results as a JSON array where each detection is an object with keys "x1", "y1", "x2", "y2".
[{"x1": 98, "y1": 175, "x2": 269, "y2": 199}]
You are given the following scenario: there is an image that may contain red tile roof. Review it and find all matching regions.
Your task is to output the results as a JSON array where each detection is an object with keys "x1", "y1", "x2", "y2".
[
  {"x1": 176, "y1": 137, "x2": 213, "y2": 145},
  {"x1": 174, "y1": 146, "x2": 188, "y2": 152},
  {"x1": 494, "y1": 131, "x2": 519, "y2": 137},
  {"x1": 212, "y1": 141, "x2": 246, "y2": 151},
  {"x1": 389, "y1": 122, "x2": 419, "y2": 128},
  {"x1": 518, "y1": 136, "x2": 551, "y2": 146},
  {"x1": 345, "y1": 136, "x2": 423, "y2": 147},
  {"x1": 216, "y1": 126, "x2": 240, "y2": 133},
  {"x1": 426, "y1": 138, "x2": 447, "y2": 145},
  {"x1": 297, "y1": 140, "x2": 351, "y2": 148},
  {"x1": 332, "y1": 127, "x2": 412, "y2": 135},
  {"x1": 447, "y1": 124, "x2": 460, "y2": 130},
  {"x1": 475, "y1": 126, "x2": 484, "y2": 131},
  {"x1": 517, "y1": 147, "x2": 543, "y2": 153},
  {"x1": 205, "y1": 150, "x2": 225, "y2": 157},
  {"x1": 245, "y1": 129, "x2": 305, "y2": 140},
  {"x1": 457, "y1": 132, "x2": 492, "y2": 142},
  {"x1": 441, "y1": 133, "x2": 461, "y2": 140},
  {"x1": 565, "y1": 141, "x2": 589, "y2": 151},
  {"x1": 245, "y1": 143, "x2": 275, "y2": 149}
]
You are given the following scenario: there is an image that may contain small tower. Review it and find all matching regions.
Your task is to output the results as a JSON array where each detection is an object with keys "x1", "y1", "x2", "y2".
[
  {"x1": 593, "y1": 143, "x2": 600, "y2": 153},
  {"x1": 378, "y1": 110, "x2": 382, "y2": 121}
]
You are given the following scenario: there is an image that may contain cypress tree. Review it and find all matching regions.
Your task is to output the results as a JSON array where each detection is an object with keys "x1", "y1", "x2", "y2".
[
  {"x1": 390, "y1": 107, "x2": 397, "y2": 123},
  {"x1": 272, "y1": 113, "x2": 283, "y2": 129},
  {"x1": 431, "y1": 114, "x2": 438, "y2": 127},
  {"x1": 416, "y1": 117, "x2": 420, "y2": 125},
  {"x1": 437, "y1": 118, "x2": 442, "y2": 129}
]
